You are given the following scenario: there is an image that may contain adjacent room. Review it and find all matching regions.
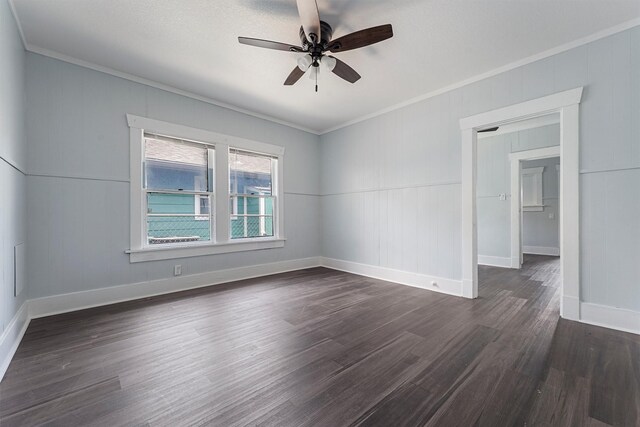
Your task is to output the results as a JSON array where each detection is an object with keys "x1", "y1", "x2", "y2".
[{"x1": 1, "y1": 0, "x2": 639, "y2": 425}]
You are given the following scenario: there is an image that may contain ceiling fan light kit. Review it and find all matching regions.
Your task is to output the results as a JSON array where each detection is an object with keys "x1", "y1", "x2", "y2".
[
  {"x1": 322, "y1": 56, "x2": 337, "y2": 72},
  {"x1": 238, "y1": 0, "x2": 393, "y2": 92},
  {"x1": 297, "y1": 55, "x2": 313, "y2": 71}
]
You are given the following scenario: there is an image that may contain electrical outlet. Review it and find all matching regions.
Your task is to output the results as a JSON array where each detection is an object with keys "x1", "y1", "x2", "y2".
[
  {"x1": 548, "y1": 213, "x2": 555, "y2": 219},
  {"x1": 174, "y1": 265, "x2": 182, "y2": 276},
  {"x1": 499, "y1": 193, "x2": 507, "y2": 201}
]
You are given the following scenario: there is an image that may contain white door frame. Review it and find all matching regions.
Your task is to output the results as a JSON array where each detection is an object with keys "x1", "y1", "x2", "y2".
[
  {"x1": 509, "y1": 146, "x2": 561, "y2": 269},
  {"x1": 460, "y1": 87, "x2": 583, "y2": 321}
]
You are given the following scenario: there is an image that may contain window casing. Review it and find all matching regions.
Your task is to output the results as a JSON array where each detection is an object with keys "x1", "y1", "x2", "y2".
[
  {"x1": 126, "y1": 115, "x2": 285, "y2": 263},
  {"x1": 522, "y1": 166, "x2": 545, "y2": 212}
]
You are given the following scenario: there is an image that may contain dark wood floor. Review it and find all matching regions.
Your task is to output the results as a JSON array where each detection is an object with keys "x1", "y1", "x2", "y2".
[{"x1": 1, "y1": 256, "x2": 639, "y2": 426}]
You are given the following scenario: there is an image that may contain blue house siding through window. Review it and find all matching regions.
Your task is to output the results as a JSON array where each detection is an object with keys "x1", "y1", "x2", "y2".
[
  {"x1": 146, "y1": 160, "x2": 210, "y2": 242},
  {"x1": 146, "y1": 160, "x2": 273, "y2": 242}
]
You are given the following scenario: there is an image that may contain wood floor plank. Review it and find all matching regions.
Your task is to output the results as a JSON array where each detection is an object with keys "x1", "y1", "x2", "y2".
[{"x1": 1, "y1": 256, "x2": 638, "y2": 426}]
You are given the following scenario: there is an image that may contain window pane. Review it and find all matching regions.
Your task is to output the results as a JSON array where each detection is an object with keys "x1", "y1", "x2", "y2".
[
  {"x1": 230, "y1": 214, "x2": 244, "y2": 238},
  {"x1": 196, "y1": 195, "x2": 210, "y2": 217},
  {"x1": 147, "y1": 193, "x2": 210, "y2": 244},
  {"x1": 229, "y1": 196, "x2": 274, "y2": 239},
  {"x1": 229, "y1": 149, "x2": 273, "y2": 195},
  {"x1": 145, "y1": 136, "x2": 209, "y2": 192}
]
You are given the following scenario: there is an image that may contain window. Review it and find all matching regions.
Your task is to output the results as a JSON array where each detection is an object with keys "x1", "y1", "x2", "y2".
[
  {"x1": 229, "y1": 149, "x2": 276, "y2": 239},
  {"x1": 127, "y1": 115, "x2": 285, "y2": 262},
  {"x1": 522, "y1": 166, "x2": 544, "y2": 211},
  {"x1": 144, "y1": 134, "x2": 214, "y2": 244}
]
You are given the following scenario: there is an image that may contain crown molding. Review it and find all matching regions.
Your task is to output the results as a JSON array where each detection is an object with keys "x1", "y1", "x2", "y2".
[
  {"x1": 25, "y1": 45, "x2": 321, "y2": 135},
  {"x1": 320, "y1": 18, "x2": 640, "y2": 135},
  {"x1": 9, "y1": 0, "x2": 319, "y2": 135},
  {"x1": 7, "y1": 0, "x2": 27, "y2": 49},
  {"x1": 8, "y1": 0, "x2": 639, "y2": 137}
]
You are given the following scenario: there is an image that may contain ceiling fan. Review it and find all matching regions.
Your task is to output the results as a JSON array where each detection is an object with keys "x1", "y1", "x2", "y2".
[{"x1": 238, "y1": 0, "x2": 393, "y2": 92}]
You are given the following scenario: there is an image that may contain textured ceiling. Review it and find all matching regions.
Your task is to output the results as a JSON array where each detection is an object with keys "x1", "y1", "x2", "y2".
[{"x1": 11, "y1": 0, "x2": 640, "y2": 133}]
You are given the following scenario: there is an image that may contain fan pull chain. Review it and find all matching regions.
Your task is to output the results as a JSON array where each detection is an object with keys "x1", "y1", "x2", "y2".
[{"x1": 315, "y1": 67, "x2": 318, "y2": 92}]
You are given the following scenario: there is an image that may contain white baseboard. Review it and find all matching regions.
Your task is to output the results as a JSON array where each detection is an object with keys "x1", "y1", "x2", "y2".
[
  {"x1": 478, "y1": 255, "x2": 513, "y2": 268},
  {"x1": 561, "y1": 295, "x2": 580, "y2": 321},
  {"x1": 320, "y1": 258, "x2": 639, "y2": 336},
  {"x1": 511, "y1": 257, "x2": 521, "y2": 269},
  {"x1": 4, "y1": 255, "x2": 639, "y2": 382},
  {"x1": 2, "y1": 257, "x2": 321, "y2": 382},
  {"x1": 522, "y1": 246, "x2": 560, "y2": 256},
  {"x1": 29, "y1": 257, "x2": 321, "y2": 319},
  {"x1": 0, "y1": 302, "x2": 30, "y2": 381},
  {"x1": 580, "y1": 302, "x2": 640, "y2": 335},
  {"x1": 320, "y1": 257, "x2": 463, "y2": 297},
  {"x1": 462, "y1": 279, "x2": 476, "y2": 299}
]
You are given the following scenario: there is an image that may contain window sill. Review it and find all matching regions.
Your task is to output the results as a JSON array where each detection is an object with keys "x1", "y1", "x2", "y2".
[{"x1": 126, "y1": 238, "x2": 286, "y2": 263}]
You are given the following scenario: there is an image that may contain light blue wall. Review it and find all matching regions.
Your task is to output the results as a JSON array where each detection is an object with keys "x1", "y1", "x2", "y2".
[
  {"x1": 321, "y1": 27, "x2": 640, "y2": 313},
  {"x1": 477, "y1": 124, "x2": 560, "y2": 259},
  {"x1": 0, "y1": 0, "x2": 27, "y2": 333},
  {"x1": 25, "y1": 53, "x2": 321, "y2": 299},
  {"x1": 15, "y1": 20, "x2": 640, "y2": 316}
]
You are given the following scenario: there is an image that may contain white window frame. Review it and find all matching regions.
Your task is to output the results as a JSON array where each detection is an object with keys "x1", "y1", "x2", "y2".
[
  {"x1": 521, "y1": 166, "x2": 545, "y2": 211},
  {"x1": 194, "y1": 194, "x2": 210, "y2": 220},
  {"x1": 126, "y1": 114, "x2": 286, "y2": 263}
]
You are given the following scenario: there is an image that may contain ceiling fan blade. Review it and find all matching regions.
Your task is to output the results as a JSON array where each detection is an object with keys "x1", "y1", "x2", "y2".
[
  {"x1": 284, "y1": 66, "x2": 306, "y2": 85},
  {"x1": 329, "y1": 56, "x2": 361, "y2": 83},
  {"x1": 296, "y1": 0, "x2": 321, "y2": 43},
  {"x1": 328, "y1": 24, "x2": 393, "y2": 53},
  {"x1": 238, "y1": 37, "x2": 303, "y2": 52},
  {"x1": 478, "y1": 126, "x2": 500, "y2": 133}
]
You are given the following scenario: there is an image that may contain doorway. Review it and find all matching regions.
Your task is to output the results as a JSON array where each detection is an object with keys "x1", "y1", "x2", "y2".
[
  {"x1": 475, "y1": 115, "x2": 560, "y2": 270},
  {"x1": 460, "y1": 88, "x2": 583, "y2": 320},
  {"x1": 519, "y1": 155, "x2": 560, "y2": 262}
]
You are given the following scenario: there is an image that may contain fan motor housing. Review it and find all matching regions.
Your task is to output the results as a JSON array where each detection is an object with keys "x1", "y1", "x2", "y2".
[{"x1": 299, "y1": 21, "x2": 333, "y2": 48}]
